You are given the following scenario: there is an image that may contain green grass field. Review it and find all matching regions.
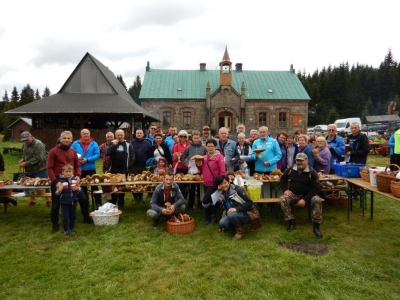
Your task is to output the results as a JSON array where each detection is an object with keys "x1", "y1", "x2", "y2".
[{"x1": 0, "y1": 139, "x2": 399, "y2": 299}]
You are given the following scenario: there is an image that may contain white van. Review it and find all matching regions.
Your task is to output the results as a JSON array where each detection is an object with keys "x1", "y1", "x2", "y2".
[{"x1": 334, "y1": 118, "x2": 362, "y2": 134}]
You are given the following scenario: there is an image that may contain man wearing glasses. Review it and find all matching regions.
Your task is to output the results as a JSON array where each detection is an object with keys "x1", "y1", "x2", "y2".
[
  {"x1": 146, "y1": 124, "x2": 158, "y2": 145},
  {"x1": 325, "y1": 124, "x2": 346, "y2": 174}
]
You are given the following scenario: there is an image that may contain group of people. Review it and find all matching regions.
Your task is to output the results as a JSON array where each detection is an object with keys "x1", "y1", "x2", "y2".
[{"x1": 9, "y1": 121, "x2": 373, "y2": 239}]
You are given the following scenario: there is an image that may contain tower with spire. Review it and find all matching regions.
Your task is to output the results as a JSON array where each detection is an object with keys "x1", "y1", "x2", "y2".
[{"x1": 219, "y1": 46, "x2": 232, "y2": 86}]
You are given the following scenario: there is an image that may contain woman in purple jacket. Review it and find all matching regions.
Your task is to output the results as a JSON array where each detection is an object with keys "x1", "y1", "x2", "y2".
[{"x1": 312, "y1": 137, "x2": 332, "y2": 175}]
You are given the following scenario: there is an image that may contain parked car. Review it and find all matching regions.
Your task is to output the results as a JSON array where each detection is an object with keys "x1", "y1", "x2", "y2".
[
  {"x1": 363, "y1": 123, "x2": 388, "y2": 132},
  {"x1": 312, "y1": 125, "x2": 328, "y2": 133}
]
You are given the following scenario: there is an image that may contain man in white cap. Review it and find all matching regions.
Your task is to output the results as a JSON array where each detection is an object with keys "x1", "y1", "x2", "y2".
[{"x1": 279, "y1": 153, "x2": 323, "y2": 238}]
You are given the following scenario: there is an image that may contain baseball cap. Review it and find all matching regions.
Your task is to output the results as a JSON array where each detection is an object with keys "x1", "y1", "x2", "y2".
[
  {"x1": 20, "y1": 131, "x2": 31, "y2": 141},
  {"x1": 202, "y1": 125, "x2": 210, "y2": 130},
  {"x1": 295, "y1": 153, "x2": 308, "y2": 160}
]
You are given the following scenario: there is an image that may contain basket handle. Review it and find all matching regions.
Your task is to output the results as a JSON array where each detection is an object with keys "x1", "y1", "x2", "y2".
[{"x1": 384, "y1": 164, "x2": 400, "y2": 173}]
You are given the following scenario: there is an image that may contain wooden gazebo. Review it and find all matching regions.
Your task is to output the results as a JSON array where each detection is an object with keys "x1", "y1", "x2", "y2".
[{"x1": 5, "y1": 53, "x2": 159, "y2": 148}]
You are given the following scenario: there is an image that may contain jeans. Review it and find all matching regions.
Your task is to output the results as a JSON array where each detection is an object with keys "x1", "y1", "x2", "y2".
[
  {"x1": 61, "y1": 202, "x2": 77, "y2": 232},
  {"x1": 51, "y1": 180, "x2": 90, "y2": 227},
  {"x1": 33, "y1": 169, "x2": 48, "y2": 178},
  {"x1": 219, "y1": 211, "x2": 250, "y2": 230}
]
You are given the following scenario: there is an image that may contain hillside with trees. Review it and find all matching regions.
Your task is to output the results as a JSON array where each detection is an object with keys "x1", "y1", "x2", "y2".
[{"x1": 300, "y1": 49, "x2": 400, "y2": 126}]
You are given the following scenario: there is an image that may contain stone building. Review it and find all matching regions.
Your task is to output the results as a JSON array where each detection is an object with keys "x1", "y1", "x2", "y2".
[{"x1": 139, "y1": 47, "x2": 310, "y2": 135}]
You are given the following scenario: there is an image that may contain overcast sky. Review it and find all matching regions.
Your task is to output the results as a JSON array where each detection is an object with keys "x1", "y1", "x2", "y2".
[{"x1": 1, "y1": 0, "x2": 399, "y2": 98}]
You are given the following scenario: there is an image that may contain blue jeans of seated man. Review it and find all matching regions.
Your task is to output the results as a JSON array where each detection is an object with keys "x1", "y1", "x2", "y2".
[
  {"x1": 219, "y1": 211, "x2": 251, "y2": 230},
  {"x1": 147, "y1": 204, "x2": 186, "y2": 221}
]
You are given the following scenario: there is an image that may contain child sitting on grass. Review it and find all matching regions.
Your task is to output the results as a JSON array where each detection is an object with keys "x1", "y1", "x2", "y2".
[{"x1": 55, "y1": 164, "x2": 80, "y2": 235}]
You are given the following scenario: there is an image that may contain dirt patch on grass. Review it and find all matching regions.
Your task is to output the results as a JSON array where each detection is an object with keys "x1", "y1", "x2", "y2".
[{"x1": 279, "y1": 241, "x2": 329, "y2": 256}]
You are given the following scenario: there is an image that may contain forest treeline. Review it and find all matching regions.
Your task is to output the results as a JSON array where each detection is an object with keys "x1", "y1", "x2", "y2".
[{"x1": 299, "y1": 49, "x2": 400, "y2": 126}]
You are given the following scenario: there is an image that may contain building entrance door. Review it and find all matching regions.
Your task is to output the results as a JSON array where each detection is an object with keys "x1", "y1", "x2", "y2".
[{"x1": 218, "y1": 112, "x2": 232, "y2": 132}]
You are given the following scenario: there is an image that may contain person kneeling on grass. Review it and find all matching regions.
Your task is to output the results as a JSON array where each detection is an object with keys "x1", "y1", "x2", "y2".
[
  {"x1": 146, "y1": 172, "x2": 186, "y2": 227},
  {"x1": 216, "y1": 175, "x2": 254, "y2": 240},
  {"x1": 55, "y1": 164, "x2": 80, "y2": 236}
]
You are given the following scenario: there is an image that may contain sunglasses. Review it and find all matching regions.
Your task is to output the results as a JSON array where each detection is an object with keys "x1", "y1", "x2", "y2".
[
  {"x1": 150, "y1": 128, "x2": 157, "y2": 130},
  {"x1": 203, "y1": 129, "x2": 210, "y2": 131},
  {"x1": 179, "y1": 136, "x2": 187, "y2": 138}
]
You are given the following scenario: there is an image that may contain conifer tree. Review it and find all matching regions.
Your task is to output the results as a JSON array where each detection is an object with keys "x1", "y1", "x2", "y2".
[
  {"x1": 35, "y1": 89, "x2": 41, "y2": 100},
  {"x1": 128, "y1": 75, "x2": 142, "y2": 105},
  {"x1": 2, "y1": 90, "x2": 9, "y2": 102},
  {"x1": 42, "y1": 86, "x2": 51, "y2": 98},
  {"x1": 20, "y1": 84, "x2": 35, "y2": 105},
  {"x1": 11, "y1": 86, "x2": 19, "y2": 103},
  {"x1": 117, "y1": 74, "x2": 127, "y2": 90}
]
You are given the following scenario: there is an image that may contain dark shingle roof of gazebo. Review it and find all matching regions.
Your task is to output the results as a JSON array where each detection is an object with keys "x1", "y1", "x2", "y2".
[{"x1": 6, "y1": 53, "x2": 159, "y2": 120}]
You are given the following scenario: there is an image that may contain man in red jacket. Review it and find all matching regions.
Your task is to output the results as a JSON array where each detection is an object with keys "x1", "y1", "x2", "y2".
[{"x1": 47, "y1": 131, "x2": 92, "y2": 234}]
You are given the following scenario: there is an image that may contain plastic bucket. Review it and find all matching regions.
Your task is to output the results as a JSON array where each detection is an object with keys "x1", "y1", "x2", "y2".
[
  {"x1": 247, "y1": 181, "x2": 263, "y2": 201},
  {"x1": 369, "y1": 167, "x2": 386, "y2": 187}
]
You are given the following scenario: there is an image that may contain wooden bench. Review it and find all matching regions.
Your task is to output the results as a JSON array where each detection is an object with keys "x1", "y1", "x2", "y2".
[
  {"x1": 253, "y1": 198, "x2": 280, "y2": 204},
  {"x1": 10, "y1": 192, "x2": 52, "y2": 209},
  {"x1": 2, "y1": 147, "x2": 22, "y2": 154},
  {"x1": 29, "y1": 192, "x2": 52, "y2": 202}
]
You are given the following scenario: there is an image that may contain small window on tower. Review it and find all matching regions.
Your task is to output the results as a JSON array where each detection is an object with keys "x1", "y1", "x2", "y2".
[{"x1": 223, "y1": 65, "x2": 229, "y2": 74}]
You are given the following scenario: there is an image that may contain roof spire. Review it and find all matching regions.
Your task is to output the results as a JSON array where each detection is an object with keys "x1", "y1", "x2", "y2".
[{"x1": 222, "y1": 46, "x2": 231, "y2": 62}]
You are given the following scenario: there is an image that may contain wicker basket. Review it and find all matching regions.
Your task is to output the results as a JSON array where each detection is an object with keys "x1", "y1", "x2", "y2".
[
  {"x1": 326, "y1": 193, "x2": 347, "y2": 207},
  {"x1": 35, "y1": 189, "x2": 45, "y2": 196},
  {"x1": 376, "y1": 164, "x2": 400, "y2": 193},
  {"x1": 359, "y1": 171, "x2": 370, "y2": 183},
  {"x1": 0, "y1": 189, "x2": 12, "y2": 197},
  {"x1": 89, "y1": 210, "x2": 122, "y2": 226},
  {"x1": 390, "y1": 180, "x2": 400, "y2": 198},
  {"x1": 101, "y1": 185, "x2": 116, "y2": 193},
  {"x1": 167, "y1": 216, "x2": 195, "y2": 234}
]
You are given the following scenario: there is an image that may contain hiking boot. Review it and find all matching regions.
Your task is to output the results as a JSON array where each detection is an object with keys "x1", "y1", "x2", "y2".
[
  {"x1": 287, "y1": 219, "x2": 296, "y2": 232},
  {"x1": 83, "y1": 218, "x2": 94, "y2": 224},
  {"x1": 313, "y1": 222, "x2": 323, "y2": 238},
  {"x1": 232, "y1": 226, "x2": 244, "y2": 240},
  {"x1": 153, "y1": 219, "x2": 160, "y2": 228}
]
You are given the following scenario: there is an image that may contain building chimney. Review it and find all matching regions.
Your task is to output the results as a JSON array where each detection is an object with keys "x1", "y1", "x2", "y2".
[
  {"x1": 235, "y1": 63, "x2": 243, "y2": 71},
  {"x1": 290, "y1": 64, "x2": 294, "y2": 73},
  {"x1": 146, "y1": 61, "x2": 150, "y2": 72},
  {"x1": 200, "y1": 63, "x2": 206, "y2": 70}
]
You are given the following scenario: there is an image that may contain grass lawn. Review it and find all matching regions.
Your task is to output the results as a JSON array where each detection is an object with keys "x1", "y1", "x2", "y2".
[{"x1": 0, "y1": 140, "x2": 400, "y2": 299}]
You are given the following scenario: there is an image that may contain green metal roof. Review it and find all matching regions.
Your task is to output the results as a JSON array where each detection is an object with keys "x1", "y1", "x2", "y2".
[{"x1": 139, "y1": 69, "x2": 310, "y2": 100}]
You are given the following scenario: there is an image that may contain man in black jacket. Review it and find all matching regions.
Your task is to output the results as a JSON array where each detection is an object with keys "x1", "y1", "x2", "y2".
[
  {"x1": 346, "y1": 122, "x2": 370, "y2": 164},
  {"x1": 279, "y1": 153, "x2": 323, "y2": 238},
  {"x1": 105, "y1": 129, "x2": 135, "y2": 210}
]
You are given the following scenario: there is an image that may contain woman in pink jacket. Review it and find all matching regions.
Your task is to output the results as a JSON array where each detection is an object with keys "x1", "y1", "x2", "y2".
[
  {"x1": 172, "y1": 130, "x2": 191, "y2": 199},
  {"x1": 198, "y1": 138, "x2": 226, "y2": 225}
]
